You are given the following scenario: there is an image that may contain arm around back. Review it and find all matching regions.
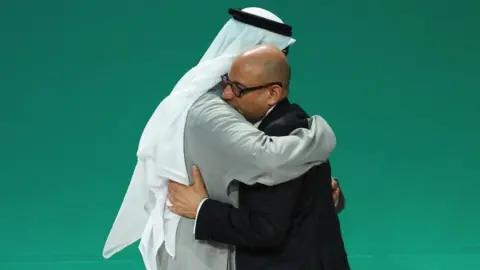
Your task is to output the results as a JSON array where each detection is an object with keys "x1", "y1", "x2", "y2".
[
  {"x1": 189, "y1": 94, "x2": 336, "y2": 187},
  {"x1": 194, "y1": 190, "x2": 296, "y2": 249}
]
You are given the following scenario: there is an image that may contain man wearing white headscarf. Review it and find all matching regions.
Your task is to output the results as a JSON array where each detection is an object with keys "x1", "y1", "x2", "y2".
[{"x1": 102, "y1": 7, "x2": 336, "y2": 270}]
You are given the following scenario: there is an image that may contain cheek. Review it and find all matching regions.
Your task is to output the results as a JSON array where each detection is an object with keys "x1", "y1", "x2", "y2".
[
  {"x1": 240, "y1": 99, "x2": 263, "y2": 115},
  {"x1": 248, "y1": 95, "x2": 267, "y2": 109},
  {"x1": 238, "y1": 97, "x2": 256, "y2": 110}
]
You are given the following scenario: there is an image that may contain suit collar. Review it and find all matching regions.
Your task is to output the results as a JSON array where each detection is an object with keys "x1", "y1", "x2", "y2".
[
  {"x1": 253, "y1": 105, "x2": 276, "y2": 128},
  {"x1": 257, "y1": 98, "x2": 291, "y2": 131}
]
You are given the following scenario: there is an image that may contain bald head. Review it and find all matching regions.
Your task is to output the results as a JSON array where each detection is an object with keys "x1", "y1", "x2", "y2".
[
  {"x1": 233, "y1": 45, "x2": 291, "y2": 93},
  {"x1": 223, "y1": 45, "x2": 292, "y2": 122}
]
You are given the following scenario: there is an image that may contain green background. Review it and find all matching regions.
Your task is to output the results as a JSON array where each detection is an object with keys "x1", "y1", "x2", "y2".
[{"x1": 1, "y1": 0, "x2": 479, "y2": 269}]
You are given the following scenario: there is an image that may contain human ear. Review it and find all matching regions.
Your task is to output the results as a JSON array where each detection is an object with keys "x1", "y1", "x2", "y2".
[{"x1": 267, "y1": 86, "x2": 283, "y2": 106}]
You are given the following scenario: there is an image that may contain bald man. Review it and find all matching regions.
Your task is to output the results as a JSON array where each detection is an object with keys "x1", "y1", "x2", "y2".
[{"x1": 168, "y1": 45, "x2": 350, "y2": 270}]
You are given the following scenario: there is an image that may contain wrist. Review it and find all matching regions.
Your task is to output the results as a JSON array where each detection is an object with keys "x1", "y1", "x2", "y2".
[{"x1": 195, "y1": 197, "x2": 209, "y2": 218}]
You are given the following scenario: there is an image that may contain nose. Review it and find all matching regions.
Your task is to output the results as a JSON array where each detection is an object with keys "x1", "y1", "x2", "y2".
[{"x1": 222, "y1": 85, "x2": 235, "y2": 100}]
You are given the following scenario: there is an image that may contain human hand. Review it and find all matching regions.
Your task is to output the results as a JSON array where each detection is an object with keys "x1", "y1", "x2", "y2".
[
  {"x1": 331, "y1": 177, "x2": 345, "y2": 213},
  {"x1": 331, "y1": 177, "x2": 340, "y2": 206},
  {"x1": 167, "y1": 165, "x2": 208, "y2": 219},
  {"x1": 332, "y1": 177, "x2": 345, "y2": 213}
]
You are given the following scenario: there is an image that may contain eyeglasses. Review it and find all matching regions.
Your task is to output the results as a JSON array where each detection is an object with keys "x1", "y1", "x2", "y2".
[{"x1": 221, "y1": 74, "x2": 283, "y2": 97}]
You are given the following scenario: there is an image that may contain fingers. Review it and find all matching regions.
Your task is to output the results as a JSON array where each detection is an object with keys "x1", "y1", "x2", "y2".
[
  {"x1": 168, "y1": 180, "x2": 188, "y2": 193},
  {"x1": 191, "y1": 165, "x2": 204, "y2": 186},
  {"x1": 168, "y1": 191, "x2": 185, "y2": 215},
  {"x1": 333, "y1": 194, "x2": 339, "y2": 206},
  {"x1": 332, "y1": 182, "x2": 340, "y2": 207},
  {"x1": 168, "y1": 182, "x2": 175, "y2": 194},
  {"x1": 168, "y1": 180, "x2": 188, "y2": 216},
  {"x1": 168, "y1": 205, "x2": 184, "y2": 215},
  {"x1": 167, "y1": 182, "x2": 183, "y2": 203},
  {"x1": 167, "y1": 192, "x2": 175, "y2": 203},
  {"x1": 168, "y1": 182, "x2": 179, "y2": 201},
  {"x1": 331, "y1": 177, "x2": 338, "y2": 188}
]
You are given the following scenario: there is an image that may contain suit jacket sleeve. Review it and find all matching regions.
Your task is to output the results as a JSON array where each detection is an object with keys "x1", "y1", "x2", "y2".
[
  {"x1": 189, "y1": 97, "x2": 335, "y2": 186},
  {"x1": 195, "y1": 179, "x2": 304, "y2": 249}
]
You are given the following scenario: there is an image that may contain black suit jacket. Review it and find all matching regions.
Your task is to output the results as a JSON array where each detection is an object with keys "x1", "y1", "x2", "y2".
[{"x1": 195, "y1": 99, "x2": 350, "y2": 270}]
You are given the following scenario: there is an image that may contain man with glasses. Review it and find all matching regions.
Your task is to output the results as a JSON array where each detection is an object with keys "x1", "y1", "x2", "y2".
[
  {"x1": 168, "y1": 45, "x2": 350, "y2": 270},
  {"x1": 219, "y1": 48, "x2": 345, "y2": 214}
]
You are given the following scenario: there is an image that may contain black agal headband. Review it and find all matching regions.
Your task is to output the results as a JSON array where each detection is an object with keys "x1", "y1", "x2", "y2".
[{"x1": 228, "y1": 8, "x2": 293, "y2": 37}]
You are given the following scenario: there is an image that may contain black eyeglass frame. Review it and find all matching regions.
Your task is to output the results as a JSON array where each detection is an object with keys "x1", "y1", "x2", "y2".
[{"x1": 221, "y1": 74, "x2": 283, "y2": 97}]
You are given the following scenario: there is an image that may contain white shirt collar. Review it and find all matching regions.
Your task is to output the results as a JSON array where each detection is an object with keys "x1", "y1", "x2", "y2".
[{"x1": 253, "y1": 105, "x2": 276, "y2": 128}]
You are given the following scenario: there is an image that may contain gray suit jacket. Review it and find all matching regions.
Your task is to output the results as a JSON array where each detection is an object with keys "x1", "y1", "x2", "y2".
[{"x1": 156, "y1": 89, "x2": 336, "y2": 270}]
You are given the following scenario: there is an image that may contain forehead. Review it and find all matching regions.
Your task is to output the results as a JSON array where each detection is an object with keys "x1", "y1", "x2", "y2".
[{"x1": 229, "y1": 58, "x2": 262, "y2": 85}]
